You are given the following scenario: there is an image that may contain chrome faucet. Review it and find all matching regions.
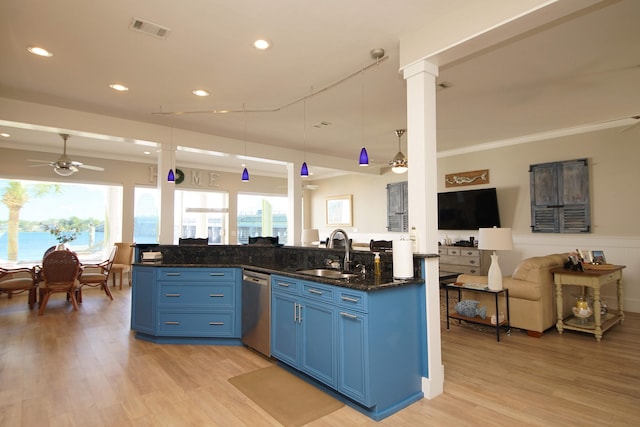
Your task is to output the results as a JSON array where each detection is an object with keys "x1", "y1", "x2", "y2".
[{"x1": 327, "y1": 228, "x2": 351, "y2": 271}]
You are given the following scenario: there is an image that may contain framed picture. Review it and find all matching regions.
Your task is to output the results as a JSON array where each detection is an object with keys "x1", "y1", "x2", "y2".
[
  {"x1": 591, "y1": 250, "x2": 606, "y2": 264},
  {"x1": 326, "y1": 194, "x2": 352, "y2": 226},
  {"x1": 579, "y1": 249, "x2": 592, "y2": 263}
]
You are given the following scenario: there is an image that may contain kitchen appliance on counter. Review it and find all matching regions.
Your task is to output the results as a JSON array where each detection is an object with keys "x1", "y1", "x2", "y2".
[
  {"x1": 241, "y1": 270, "x2": 271, "y2": 357},
  {"x1": 141, "y1": 251, "x2": 163, "y2": 263}
]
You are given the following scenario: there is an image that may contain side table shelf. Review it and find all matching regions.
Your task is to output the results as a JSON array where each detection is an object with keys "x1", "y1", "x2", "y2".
[{"x1": 445, "y1": 283, "x2": 510, "y2": 342}]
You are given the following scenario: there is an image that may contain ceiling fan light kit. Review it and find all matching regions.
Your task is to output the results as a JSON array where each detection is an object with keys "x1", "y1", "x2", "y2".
[
  {"x1": 28, "y1": 133, "x2": 104, "y2": 176},
  {"x1": 390, "y1": 129, "x2": 408, "y2": 174}
]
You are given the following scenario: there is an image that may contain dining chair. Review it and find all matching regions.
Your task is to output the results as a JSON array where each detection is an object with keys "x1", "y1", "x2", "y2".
[
  {"x1": 38, "y1": 249, "x2": 81, "y2": 315},
  {"x1": 110, "y1": 242, "x2": 134, "y2": 289},
  {"x1": 0, "y1": 266, "x2": 38, "y2": 309},
  {"x1": 76, "y1": 245, "x2": 117, "y2": 303}
]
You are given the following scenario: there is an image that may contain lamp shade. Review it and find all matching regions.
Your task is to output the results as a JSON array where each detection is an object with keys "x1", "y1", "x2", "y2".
[
  {"x1": 302, "y1": 229, "x2": 320, "y2": 246},
  {"x1": 478, "y1": 227, "x2": 513, "y2": 251},
  {"x1": 241, "y1": 167, "x2": 249, "y2": 182},
  {"x1": 359, "y1": 147, "x2": 369, "y2": 166},
  {"x1": 300, "y1": 162, "x2": 309, "y2": 177},
  {"x1": 167, "y1": 169, "x2": 175, "y2": 182}
]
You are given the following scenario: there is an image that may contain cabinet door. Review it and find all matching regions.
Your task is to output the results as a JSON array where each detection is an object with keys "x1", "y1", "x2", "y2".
[
  {"x1": 271, "y1": 292, "x2": 299, "y2": 367},
  {"x1": 131, "y1": 267, "x2": 156, "y2": 334},
  {"x1": 300, "y1": 299, "x2": 337, "y2": 388},
  {"x1": 337, "y1": 309, "x2": 371, "y2": 406}
]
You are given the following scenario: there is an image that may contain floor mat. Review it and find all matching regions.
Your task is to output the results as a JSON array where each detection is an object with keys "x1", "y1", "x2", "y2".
[{"x1": 229, "y1": 365, "x2": 344, "y2": 426}]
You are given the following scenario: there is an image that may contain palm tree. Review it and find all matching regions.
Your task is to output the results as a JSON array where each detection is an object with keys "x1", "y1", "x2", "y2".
[{"x1": 1, "y1": 181, "x2": 59, "y2": 261}]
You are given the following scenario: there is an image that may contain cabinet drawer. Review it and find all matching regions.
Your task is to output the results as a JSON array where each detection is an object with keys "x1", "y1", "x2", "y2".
[
  {"x1": 447, "y1": 248, "x2": 461, "y2": 256},
  {"x1": 158, "y1": 311, "x2": 234, "y2": 336},
  {"x1": 159, "y1": 283, "x2": 234, "y2": 307},
  {"x1": 337, "y1": 289, "x2": 367, "y2": 312},
  {"x1": 158, "y1": 268, "x2": 236, "y2": 282},
  {"x1": 459, "y1": 248, "x2": 479, "y2": 257},
  {"x1": 438, "y1": 247, "x2": 447, "y2": 255},
  {"x1": 459, "y1": 255, "x2": 481, "y2": 267},
  {"x1": 272, "y1": 276, "x2": 300, "y2": 294},
  {"x1": 301, "y1": 281, "x2": 335, "y2": 304},
  {"x1": 440, "y1": 263, "x2": 482, "y2": 275}
]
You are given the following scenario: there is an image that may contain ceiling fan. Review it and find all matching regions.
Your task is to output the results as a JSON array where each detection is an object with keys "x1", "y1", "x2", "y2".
[{"x1": 28, "y1": 133, "x2": 105, "y2": 176}]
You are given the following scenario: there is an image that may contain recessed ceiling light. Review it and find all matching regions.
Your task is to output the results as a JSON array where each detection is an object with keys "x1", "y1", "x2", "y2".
[
  {"x1": 109, "y1": 83, "x2": 129, "y2": 92},
  {"x1": 0, "y1": 133, "x2": 10, "y2": 138},
  {"x1": 253, "y1": 39, "x2": 271, "y2": 50},
  {"x1": 143, "y1": 151, "x2": 151, "y2": 155},
  {"x1": 192, "y1": 89, "x2": 210, "y2": 97},
  {"x1": 27, "y1": 46, "x2": 53, "y2": 57}
]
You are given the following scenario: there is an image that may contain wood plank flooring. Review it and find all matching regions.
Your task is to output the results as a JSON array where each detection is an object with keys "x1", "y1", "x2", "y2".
[{"x1": 1, "y1": 285, "x2": 639, "y2": 426}]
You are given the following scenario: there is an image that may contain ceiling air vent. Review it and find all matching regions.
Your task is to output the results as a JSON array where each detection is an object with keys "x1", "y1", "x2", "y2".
[{"x1": 129, "y1": 17, "x2": 172, "y2": 39}]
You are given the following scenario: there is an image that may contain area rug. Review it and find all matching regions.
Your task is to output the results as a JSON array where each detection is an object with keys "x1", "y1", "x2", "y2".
[{"x1": 228, "y1": 365, "x2": 344, "y2": 426}]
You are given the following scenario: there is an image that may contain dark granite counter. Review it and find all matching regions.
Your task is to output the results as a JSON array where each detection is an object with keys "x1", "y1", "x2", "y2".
[{"x1": 134, "y1": 243, "x2": 430, "y2": 291}]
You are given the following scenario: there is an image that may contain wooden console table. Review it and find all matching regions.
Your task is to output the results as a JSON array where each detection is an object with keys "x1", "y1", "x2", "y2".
[{"x1": 551, "y1": 266, "x2": 625, "y2": 341}]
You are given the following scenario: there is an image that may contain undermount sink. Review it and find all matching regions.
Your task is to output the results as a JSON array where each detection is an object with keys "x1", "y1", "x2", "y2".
[{"x1": 297, "y1": 268, "x2": 359, "y2": 280}]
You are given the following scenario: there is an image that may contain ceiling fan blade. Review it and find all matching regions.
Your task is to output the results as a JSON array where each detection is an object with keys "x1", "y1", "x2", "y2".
[
  {"x1": 28, "y1": 163, "x2": 53, "y2": 168},
  {"x1": 78, "y1": 164, "x2": 104, "y2": 171},
  {"x1": 27, "y1": 159, "x2": 54, "y2": 163}
]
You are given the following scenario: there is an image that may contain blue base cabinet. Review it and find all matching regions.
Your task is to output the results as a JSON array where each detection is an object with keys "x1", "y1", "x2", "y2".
[
  {"x1": 272, "y1": 275, "x2": 425, "y2": 421},
  {"x1": 131, "y1": 266, "x2": 241, "y2": 344},
  {"x1": 271, "y1": 275, "x2": 337, "y2": 388}
]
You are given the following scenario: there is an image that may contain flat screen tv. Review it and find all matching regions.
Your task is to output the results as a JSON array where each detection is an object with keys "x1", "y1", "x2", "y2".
[{"x1": 438, "y1": 187, "x2": 501, "y2": 230}]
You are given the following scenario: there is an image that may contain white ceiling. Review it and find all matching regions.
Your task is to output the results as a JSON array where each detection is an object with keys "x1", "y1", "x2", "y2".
[{"x1": 0, "y1": 0, "x2": 639, "y2": 179}]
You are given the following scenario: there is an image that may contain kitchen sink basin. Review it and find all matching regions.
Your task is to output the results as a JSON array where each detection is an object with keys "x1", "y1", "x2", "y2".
[{"x1": 296, "y1": 268, "x2": 359, "y2": 280}]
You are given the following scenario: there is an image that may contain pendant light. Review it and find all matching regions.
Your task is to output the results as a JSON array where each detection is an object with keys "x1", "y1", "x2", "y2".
[
  {"x1": 167, "y1": 125, "x2": 176, "y2": 182},
  {"x1": 300, "y1": 99, "x2": 309, "y2": 177},
  {"x1": 358, "y1": 67, "x2": 369, "y2": 166},
  {"x1": 241, "y1": 104, "x2": 250, "y2": 182},
  {"x1": 390, "y1": 129, "x2": 408, "y2": 174}
]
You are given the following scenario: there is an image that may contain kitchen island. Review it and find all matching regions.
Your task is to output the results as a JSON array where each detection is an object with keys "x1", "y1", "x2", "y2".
[{"x1": 130, "y1": 244, "x2": 429, "y2": 421}]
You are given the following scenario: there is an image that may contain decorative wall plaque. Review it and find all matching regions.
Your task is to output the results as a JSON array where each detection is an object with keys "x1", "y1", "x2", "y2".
[{"x1": 445, "y1": 169, "x2": 489, "y2": 187}]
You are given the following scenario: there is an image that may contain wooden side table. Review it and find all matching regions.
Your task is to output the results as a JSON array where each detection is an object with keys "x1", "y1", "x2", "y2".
[{"x1": 551, "y1": 266, "x2": 625, "y2": 341}]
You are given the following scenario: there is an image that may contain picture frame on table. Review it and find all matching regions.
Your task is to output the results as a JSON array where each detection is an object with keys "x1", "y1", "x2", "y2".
[
  {"x1": 591, "y1": 250, "x2": 606, "y2": 264},
  {"x1": 579, "y1": 249, "x2": 592, "y2": 264}
]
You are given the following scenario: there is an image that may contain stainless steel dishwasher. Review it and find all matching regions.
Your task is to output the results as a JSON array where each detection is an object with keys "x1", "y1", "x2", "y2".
[{"x1": 241, "y1": 270, "x2": 271, "y2": 357}]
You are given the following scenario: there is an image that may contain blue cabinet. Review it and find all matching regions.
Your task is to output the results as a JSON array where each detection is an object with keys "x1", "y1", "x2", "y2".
[
  {"x1": 272, "y1": 275, "x2": 425, "y2": 421},
  {"x1": 271, "y1": 275, "x2": 337, "y2": 388},
  {"x1": 131, "y1": 266, "x2": 241, "y2": 342}
]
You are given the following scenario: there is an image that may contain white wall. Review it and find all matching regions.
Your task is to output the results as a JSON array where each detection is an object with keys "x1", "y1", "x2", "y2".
[{"x1": 309, "y1": 126, "x2": 640, "y2": 312}]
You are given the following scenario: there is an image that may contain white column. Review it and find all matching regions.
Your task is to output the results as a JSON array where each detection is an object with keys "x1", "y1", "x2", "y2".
[
  {"x1": 158, "y1": 145, "x2": 176, "y2": 244},
  {"x1": 286, "y1": 163, "x2": 303, "y2": 245},
  {"x1": 403, "y1": 59, "x2": 443, "y2": 399}
]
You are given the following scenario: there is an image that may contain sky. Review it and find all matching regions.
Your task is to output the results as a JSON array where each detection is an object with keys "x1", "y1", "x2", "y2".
[{"x1": 0, "y1": 179, "x2": 109, "y2": 221}]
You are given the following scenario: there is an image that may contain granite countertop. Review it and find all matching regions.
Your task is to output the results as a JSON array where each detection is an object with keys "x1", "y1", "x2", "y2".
[{"x1": 134, "y1": 262, "x2": 424, "y2": 292}]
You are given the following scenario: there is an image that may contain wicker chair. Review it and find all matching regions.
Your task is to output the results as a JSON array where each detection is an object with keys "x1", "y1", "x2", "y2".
[
  {"x1": 38, "y1": 250, "x2": 81, "y2": 315},
  {"x1": 76, "y1": 245, "x2": 117, "y2": 303},
  {"x1": 0, "y1": 266, "x2": 38, "y2": 309},
  {"x1": 110, "y1": 242, "x2": 134, "y2": 289}
]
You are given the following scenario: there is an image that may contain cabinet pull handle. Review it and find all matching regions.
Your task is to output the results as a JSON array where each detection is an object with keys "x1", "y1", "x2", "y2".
[
  {"x1": 307, "y1": 289, "x2": 323, "y2": 295},
  {"x1": 209, "y1": 273, "x2": 225, "y2": 276},
  {"x1": 164, "y1": 321, "x2": 180, "y2": 325},
  {"x1": 294, "y1": 303, "x2": 298, "y2": 322},
  {"x1": 341, "y1": 296, "x2": 359, "y2": 303},
  {"x1": 469, "y1": 260, "x2": 477, "y2": 265},
  {"x1": 166, "y1": 273, "x2": 181, "y2": 276},
  {"x1": 277, "y1": 282, "x2": 290, "y2": 287},
  {"x1": 209, "y1": 294, "x2": 225, "y2": 297},
  {"x1": 209, "y1": 322, "x2": 224, "y2": 326},
  {"x1": 298, "y1": 304, "x2": 303, "y2": 323},
  {"x1": 165, "y1": 293, "x2": 181, "y2": 297},
  {"x1": 340, "y1": 311, "x2": 358, "y2": 319}
]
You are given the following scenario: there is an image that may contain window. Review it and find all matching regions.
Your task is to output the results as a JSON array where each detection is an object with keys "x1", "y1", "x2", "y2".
[
  {"x1": 237, "y1": 194, "x2": 288, "y2": 244},
  {"x1": 0, "y1": 178, "x2": 122, "y2": 266},
  {"x1": 175, "y1": 190, "x2": 228, "y2": 244},
  {"x1": 133, "y1": 187, "x2": 160, "y2": 243}
]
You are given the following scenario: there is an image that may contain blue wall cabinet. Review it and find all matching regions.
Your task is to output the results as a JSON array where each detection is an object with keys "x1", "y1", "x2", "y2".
[{"x1": 131, "y1": 266, "x2": 156, "y2": 334}]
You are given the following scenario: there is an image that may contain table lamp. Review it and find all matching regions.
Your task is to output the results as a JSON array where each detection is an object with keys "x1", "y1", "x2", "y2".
[
  {"x1": 302, "y1": 229, "x2": 320, "y2": 247},
  {"x1": 478, "y1": 227, "x2": 513, "y2": 291}
]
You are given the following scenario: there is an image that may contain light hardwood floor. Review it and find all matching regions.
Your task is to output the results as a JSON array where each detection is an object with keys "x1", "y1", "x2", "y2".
[{"x1": 1, "y1": 285, "x2": 639, "y2": 426}]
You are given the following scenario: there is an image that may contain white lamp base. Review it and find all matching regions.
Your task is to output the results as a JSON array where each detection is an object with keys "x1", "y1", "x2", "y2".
[{"x1": 487, "y1": 252, "x2": 503, "y2": 291}]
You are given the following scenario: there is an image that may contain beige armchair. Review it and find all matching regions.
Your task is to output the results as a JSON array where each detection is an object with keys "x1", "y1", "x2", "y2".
[
  {"x1": 457, "y1": 253, "x2": 569, "y2": 337},
  {"x1": 110, "y1": 242, "x2": 134, "y2": 289},
  {"x1": 0, "y1": 266, "x2": 38, "y2": 309}
]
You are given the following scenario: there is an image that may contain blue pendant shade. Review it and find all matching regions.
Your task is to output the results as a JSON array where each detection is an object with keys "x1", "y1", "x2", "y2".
[
  {"x1": 167, "y1": 169, "x2": 175, "y2": 182},
  {"x1": 359, "y1": 147, "x2": 369, "y2": 166},
  {"x1": 241, "y1": 167, "x2": 250, "y2": 182},
  {"x1": 300, "y1": 162, "x2": 309, "y2": 177}
]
